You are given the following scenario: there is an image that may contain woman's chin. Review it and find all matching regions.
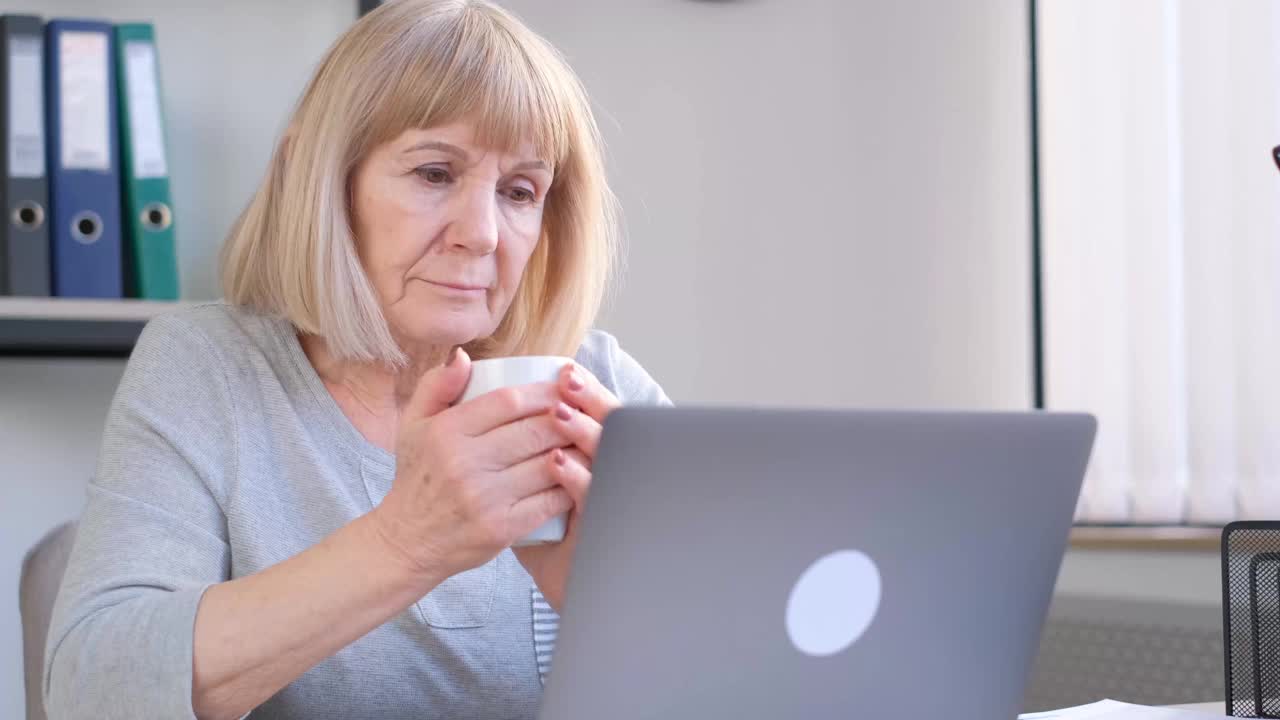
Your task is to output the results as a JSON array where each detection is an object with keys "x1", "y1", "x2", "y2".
[{"x1": 393, "y1": 316, "x2": 494, "y2": 352}]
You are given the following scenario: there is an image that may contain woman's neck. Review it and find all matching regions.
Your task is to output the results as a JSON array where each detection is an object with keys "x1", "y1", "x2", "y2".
[{"x1": 299, "y1": 333, "x2": 451, "y2": 450}]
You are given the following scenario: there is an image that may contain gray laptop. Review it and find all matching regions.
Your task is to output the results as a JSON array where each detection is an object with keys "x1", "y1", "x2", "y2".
[{"x1": 538, "y1": 407, "x2": 1095, "y2": 720}]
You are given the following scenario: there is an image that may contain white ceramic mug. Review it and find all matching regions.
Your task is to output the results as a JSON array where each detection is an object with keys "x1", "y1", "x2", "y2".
[{"x1": 459, "y1": 355, "x2": 575, "y2": 546}]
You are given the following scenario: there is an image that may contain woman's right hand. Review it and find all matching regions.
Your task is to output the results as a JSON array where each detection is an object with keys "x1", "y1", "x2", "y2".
[
  {"x1": 187, "y1": 347, "x2": 571, "y2": 720},
  {"x1": 369, "y1": 348, "x2": 576, "y2": 581}
]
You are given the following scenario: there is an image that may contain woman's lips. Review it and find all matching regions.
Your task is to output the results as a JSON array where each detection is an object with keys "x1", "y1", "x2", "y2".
[{"x1": 424, "y1": 279, "x2": 487, "y2": 293}]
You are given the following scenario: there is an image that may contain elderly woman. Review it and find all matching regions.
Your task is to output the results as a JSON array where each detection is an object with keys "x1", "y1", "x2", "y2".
[{"x1": 44, "y1": 1, "x2": 668, "y2": 718}]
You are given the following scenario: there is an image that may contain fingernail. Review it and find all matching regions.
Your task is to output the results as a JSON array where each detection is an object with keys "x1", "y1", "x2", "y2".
[
  {"x1": 553, "y1": 448, "x2": 567, "y2": 466},
  {"x1": 567, "y1": 371, "x2": 584, "y2": 392},
  {"x1": 555, "y1": 403, "x2": 573, "y2": 422},
  {"x1": 446, "y1": 347, "x2": 460, "y2": 367}
]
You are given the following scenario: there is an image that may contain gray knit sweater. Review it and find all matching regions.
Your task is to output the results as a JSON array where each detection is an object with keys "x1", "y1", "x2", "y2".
[{"x1": 44, "y1": 303, "x2": 669, "y2": 719}]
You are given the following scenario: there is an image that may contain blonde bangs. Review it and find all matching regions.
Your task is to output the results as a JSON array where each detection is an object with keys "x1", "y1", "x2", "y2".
[{"x1": 360, "y1": 4, "x2": 574, "y2": 176}]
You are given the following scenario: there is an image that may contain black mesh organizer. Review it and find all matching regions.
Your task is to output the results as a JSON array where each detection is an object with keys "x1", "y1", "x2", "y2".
[{"x1": 1223, "y1": 522, "x2": 1280, "y2": 717}]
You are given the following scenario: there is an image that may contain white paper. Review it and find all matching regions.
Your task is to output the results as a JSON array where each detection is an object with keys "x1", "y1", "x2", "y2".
[
  {"x1": 123, "y1": 40, "x2": 167, "y2": 178},
  {"x1": 58, "y1": 30, "x2": 109, "y2": 171},
  {"x1": 1020, "y1": 699, "x2": 1230, "y2": 719},
  {"x1": 7, "y1": 35, "x2": 44, "y2": 178}
]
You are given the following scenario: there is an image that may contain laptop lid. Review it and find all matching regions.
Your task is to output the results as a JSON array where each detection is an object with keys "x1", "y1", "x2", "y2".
[{"x1": 539, "y1": 407, "x2": 1095, "y2": 720}]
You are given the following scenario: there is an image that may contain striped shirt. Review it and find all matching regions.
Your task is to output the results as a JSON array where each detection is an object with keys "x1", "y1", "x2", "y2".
[{"x1": 532, "y1": 587, "x2": 559, "y2": 681}]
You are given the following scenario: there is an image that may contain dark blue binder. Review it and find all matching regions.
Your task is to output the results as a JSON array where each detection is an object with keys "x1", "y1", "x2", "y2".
[{"x1": 45, "y1": 19, "x2": 122, "y2": 298}]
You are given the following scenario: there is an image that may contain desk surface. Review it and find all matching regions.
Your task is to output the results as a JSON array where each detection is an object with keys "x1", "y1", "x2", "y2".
[{"x1": 1171, "y1": 703, "x2": 1225, "y2": 714}]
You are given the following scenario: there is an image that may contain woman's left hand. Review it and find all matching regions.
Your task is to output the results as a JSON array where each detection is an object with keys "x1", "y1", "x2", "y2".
[{"x1": 512, "y1": 362, "x2": 620, "y2": 612}]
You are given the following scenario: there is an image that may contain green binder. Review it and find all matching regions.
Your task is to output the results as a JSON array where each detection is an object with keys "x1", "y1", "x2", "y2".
[{"x1": 114, "y1": 23, "x2": 178, "y2": 300}]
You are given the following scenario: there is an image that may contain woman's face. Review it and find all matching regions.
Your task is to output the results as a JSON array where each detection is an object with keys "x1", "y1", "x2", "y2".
[{"x1": 349, "y1": 122, "x2": 552, "y2": 353}]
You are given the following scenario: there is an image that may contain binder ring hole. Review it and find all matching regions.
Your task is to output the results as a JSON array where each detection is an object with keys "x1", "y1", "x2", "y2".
[
  {"x1": 141, "y1": 202, "x2": 172, "y2": 231},
  {"x1": 71, "y1": 211, "x2": 103, "y2": 245},
  {"x1": 12, "y1": 202, "x2": 44, "y2": 231}
]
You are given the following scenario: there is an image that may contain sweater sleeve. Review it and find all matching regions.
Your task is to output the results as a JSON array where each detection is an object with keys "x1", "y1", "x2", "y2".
[
  {"x1": 44, "y1": 312, "x2": 238, "y2": 720},
  {"x1": 576, "y1": 330, "x2": 672, "y2": 408}
]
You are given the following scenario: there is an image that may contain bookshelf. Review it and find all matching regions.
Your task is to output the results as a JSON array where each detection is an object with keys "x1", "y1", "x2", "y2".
[
  {"x1": 0, "y1": 1, "x2": 369, "y2": 358},
  {"x1": 0, "y1": 297, "x2": 187, "y2": 355}
]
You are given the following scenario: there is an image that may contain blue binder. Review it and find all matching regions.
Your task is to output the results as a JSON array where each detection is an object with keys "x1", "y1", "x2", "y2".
[{"x1": 45, "y1": 19, "x2": 122, "y2": 298}]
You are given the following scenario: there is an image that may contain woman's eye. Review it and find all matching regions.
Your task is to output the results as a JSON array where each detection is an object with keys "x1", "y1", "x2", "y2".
[
  {"x1": 415, "y1": 166, "x2": 452, "y2": 184},
  {"x1": 504, "y1": 187, "x2": 535, "y2": 203}
]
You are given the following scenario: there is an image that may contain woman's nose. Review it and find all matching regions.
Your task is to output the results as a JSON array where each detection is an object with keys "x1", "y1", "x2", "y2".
[{"x1": 448, "y1": 184, "x2": 499, "y2": 255}]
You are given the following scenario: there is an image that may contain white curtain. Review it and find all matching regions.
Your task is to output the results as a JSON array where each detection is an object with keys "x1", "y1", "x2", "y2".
[{"x1": 1039, "y1": 0, "x2": 1280, "y2": 524}]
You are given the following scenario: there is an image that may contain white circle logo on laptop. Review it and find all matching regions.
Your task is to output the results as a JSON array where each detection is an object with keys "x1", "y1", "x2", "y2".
[{"x1": 785, "y1": 550, "x2": 882, "y2": 657}]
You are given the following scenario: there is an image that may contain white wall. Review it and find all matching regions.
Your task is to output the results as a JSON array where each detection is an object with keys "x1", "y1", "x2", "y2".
[
  {"x1": 0, "y1": 2, "x2": 356, "y2": 716},
  {"x1": 499, "y1": 0, "x2": 1035, "y2": 409}
]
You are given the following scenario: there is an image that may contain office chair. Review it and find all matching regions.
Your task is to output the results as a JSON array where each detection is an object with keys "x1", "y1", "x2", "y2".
[{"x1": 19, "y1": 522, "x2": 78, "y2": 720}]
